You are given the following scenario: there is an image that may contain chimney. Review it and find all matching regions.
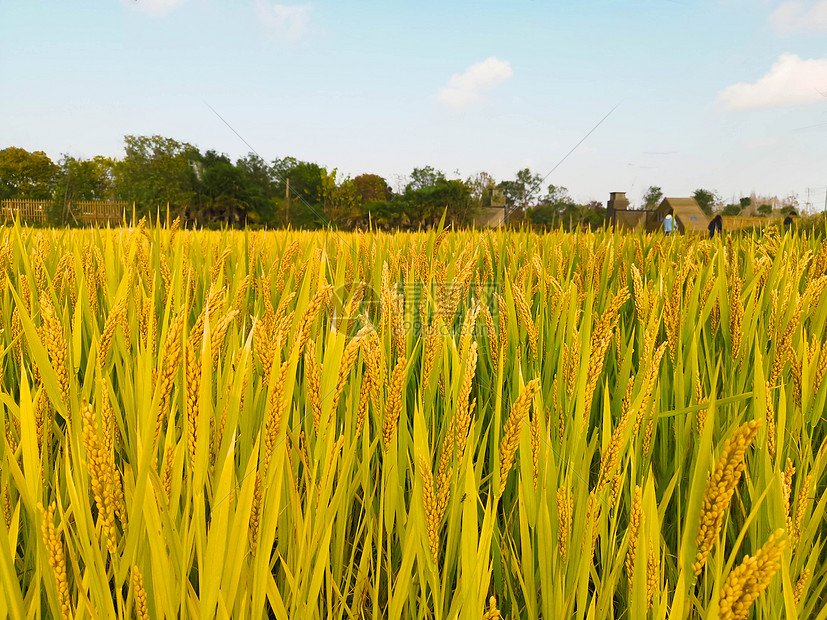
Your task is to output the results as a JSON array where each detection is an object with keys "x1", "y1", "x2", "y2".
[{"x1": 607, "y1": 192, "x2": 629, "y2": 218}]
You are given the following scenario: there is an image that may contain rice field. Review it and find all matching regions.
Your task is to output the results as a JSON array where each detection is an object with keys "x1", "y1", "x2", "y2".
[{"x1": 0, "y1": 219, "x2": 825, "y2": 619}]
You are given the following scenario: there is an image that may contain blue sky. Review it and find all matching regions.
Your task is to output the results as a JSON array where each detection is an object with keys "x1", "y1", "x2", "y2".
[{"x1": 2, "y1": 0, "x2": 827, "y2": 208}]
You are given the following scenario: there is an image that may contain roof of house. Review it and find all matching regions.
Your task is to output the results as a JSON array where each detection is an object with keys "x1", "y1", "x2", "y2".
[{"x1": 652, "y1": 197, "x2": 710, "y2": 233}]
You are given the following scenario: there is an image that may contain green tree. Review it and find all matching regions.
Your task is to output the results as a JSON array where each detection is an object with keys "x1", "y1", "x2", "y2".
[
  {"x1": 271, "y1": 157, "x2": 325, "y2": 227},
  {"x1": 406, "y1": 166, "x2": 445, "y2": 192},
  {"x1": 321, "y1": 169, "x2": 361, "y2": 227},
  {"x1": 757, "y1": 203, "x2": 773, "y2": 216},
  {"x1": 352, "y1": 174, "x2": 391, "y2": 204},
  {"x1": 465, "y1": 171, "x2": 497, "y2": 205},
  {"x1": 400, "y1": 172, "x2": 475, "y2": 229},
  {"x1": 721, "y1": 203, "x2": 742, "y2": 216},
  {"x1": 642, "y1": 185, "x2": 663, "y2": 210},
  {"x1": 236, "y1": 153, "x2": 279, "y2": 225},
  {"x1": 53, "y1": 155, "x2": 116, "y2": 223},
  {"x1": 0, "y1": 147, "x2": 59, "y2": 200},
  {"x1": 498, "y1": 168, "x2": 543, "y2": 215},
  {"x1": 113, "y1": 135, "x2": 198, "y2": 217},
  {"x1": 739, "y1": 196, "x2": 752, "y2": 210},
  {"x1": 190, "y1": 150, "x2": 250, "y2": 226},
  {"x1": 527, "y1": 185, "x2": 575, "y2": 227},
  {"x1": 692, "y1": 189, "x2": 718, "y2": 216}
]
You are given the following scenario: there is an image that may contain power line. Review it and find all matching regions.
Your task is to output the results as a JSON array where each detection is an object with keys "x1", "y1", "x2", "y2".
[{"x1": 204, "y1": 101, "x2": 340, "y2": 233}]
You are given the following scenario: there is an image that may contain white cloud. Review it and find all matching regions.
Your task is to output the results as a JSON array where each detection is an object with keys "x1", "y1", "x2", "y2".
[
  {"x1": 436, "y1": 57, "x2": 513, "y2": 108},
  {"x1": 770, "y1": 0, "x2": 827, "y2": 31},
  {"x1": 127, "y1": 0, "x2": 189, "y2": 16},
  {"x1": 717, "y1": 53, "x2": 827, "y2": 109},
  {"x1": 255, "y1": 1, "x2": 310, "y2": 42}
]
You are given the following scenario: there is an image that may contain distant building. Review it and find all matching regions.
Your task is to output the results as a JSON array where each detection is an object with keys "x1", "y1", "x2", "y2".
[
  {"x1": 473, "y1": 187, "x2": 506, "y2": 227},
  {"x1": 607, "y1": 192, "x2": 710, "y2": 234},
  {"x1": 652, "y1": 197, "x2": 709, "y2": 234}
]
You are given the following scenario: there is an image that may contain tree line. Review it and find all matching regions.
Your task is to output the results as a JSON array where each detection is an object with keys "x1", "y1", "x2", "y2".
[{"x1": 0, "y1": 136, "x2": 608, "y2": 230}]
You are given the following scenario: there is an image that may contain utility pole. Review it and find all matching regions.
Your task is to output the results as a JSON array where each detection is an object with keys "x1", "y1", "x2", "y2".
[{"x1": 285, "y1": 177, "x2": 290, "y2": 226}]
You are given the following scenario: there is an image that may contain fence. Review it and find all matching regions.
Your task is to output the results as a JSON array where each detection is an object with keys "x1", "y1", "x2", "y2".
[
  {"x1": 722, "y1": 216, "x2": 777, "y2": 231},
  {"x1": 1, "y1": 199, "x2": 49, "y2": 222},
  {"x1": 1, "y1": 199, "x2": 129, "y2": 225},
  {"x1": 74, "y1": 200, "x2": 127, "y2": 225}
]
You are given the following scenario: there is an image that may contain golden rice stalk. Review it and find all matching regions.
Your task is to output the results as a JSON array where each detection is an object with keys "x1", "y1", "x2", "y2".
[
  {"x1": 791, "y1": 472, "x2": 813, "y2": 547},
  {"x1": 458, "y1": 302, "x2": 480, "y2": 359},
  {"x1": 232, "y1": 274, "x2": 252, "y2": 314},
  {"x1": 249, "y1": 472, "x2": 262, "y2": 553},
  {"x1": 31, "y1": 250, "x2": 47, "y2": 292},
  {"x1": 364, "y1": 328, "x2": 386, "y2": 395},
  {"x1": 253, "y1": 320, "x2": 275, "y2": 374},
  {"x1": 82, "y1": 402, "x2": 118, "y2": 555},
  {"x1": 11, "y1": 307, "x2": 22, "y2": 369},
  {"x1": 39, "y1": 502, "x2": 72, "y2": 619},
  {"x1": 263, "y1": 360, "x2": 290, "y2": 472},
  {"x1": 81, "y1": 245, "x2": 100, "y2": 316},
  {"x1": 99, "y1": 296, "x2": 127, "y2": 369},
  {"x1": 99, "y1": 389, "x2": 126, "y2": 529},
  {"x1": 418, "y1": 456, "x2": 440, "y2": 561},
  {"x1": 131, "y1": 566, "x2": 151, "y2": 620},
  {"x1": 161, "y1": 442, "x2": 174, "y2": 505},
  {"x1": 495, "y1": 293, "x2": 508, "y2": 356},
  {"x1": 497, "y1": 378, "x2": 541, "y2": 499},
  {"x1": 693, "y1": 420, "x2": 762, "y2": 575},
  {"x1": 764, "y1": 380, "x2": 777, "y2": 459},
  {"x1": 664, "y1": 271, "x2": 685, "y2": 363},
  {"x1": 813, "y1": 339, "x2": 827, "y2": 396},
  {"x1": 582, "y1": 491, "x2": 601, "y2": 556},
  {"x1": 700, "y1": 273, "x2": 715, "y2": 315},
  {"x1": 718, "y1": 529, "x2": 786, "y2": 620},
  {"x1": 583, "y1": 289, "x2": 629, "y2": 429},
  {"x1": 275, "y1": 240, "x2": 301, "y2": 294},
  {"x1": 782, "y1": 458, "x2": 795, "y2": 537},
  {"x1": 382, "y1": 357, "x2": 406, "y2": 451},
  {"x1": 529, "y1": 402, "x2": 541, "y2": 488},
  {"x1": 625, "y1": 485, "x2": 643, "y2": 591},
  {"x1": 168, "y1": 214, "x2": 181, "y2": 245},
  {"x1": 454, "y1": 341, "x2": 479, "y2": 463},
  {"x1": 355, "y1": 373, "x2": 371, "y2": 437},
  {"x1": 328, "y1": 334, "x2": 365, "y2": 422},
  {"x1": 184, "y1": 341, "x2": 202, "y2": 470},
  {"x1": 794, "y1": 568, "x2": 810, "y2": 605},
  {"x1": 767, "y1": 290, "x2": 779, "y2": 341},
  {"x1": 34, "y1": 388, "x2": 50, "y2": 454},
  {"x1": 711, "y1": 297, "x2": 720, "y2": 335},
  {"x1": 209, "y1": 308, "x2": 239, "y2": 366},
  {"x1": 791, "y1": 351, "x2": 803, "y2": 409},
  {"x1": 482, "y1": 596, "x2": 502, "y2": 619},
  {"x1": 422, "y1": 322, "x2": 440, "y2": 389},
  {"x1": 2, "y1": 487, "x2": 10, "y2": 529},
  {"x1": 556, "y1": 487, "x2": 572, "y2": 562},
  {"x1": 511, "y1": 283, "x2": 538, "y2": 361},
  {"x1": 390, "y1": 292, "x2": 406, "y2": 361},
  {"x1": 647, "y1": 544, "x2": 659, "y2": 609},
  {"x1": 189, "y1": 284, "x2": 226, "y2": 348},
  {"x1": 292, "y1": 285, "x2": 333, "y2": 358},
  {"x1": 729, "y1": 269, "x2": 743, "y2": 361},
  {"x1": 39, "y1": 293, "x2": 69, "y2": 404},
  {"x1": 634, "y1": 342, "x2": 668, "y2": 436},
  {"x1": 155, "y1": 311, "x2": 185, "y2": 442},
  {"x1": 304, "y1": 346, "x2": 323, "y2": 432},
  {"x1": 210, "y1": 246, "x2": 233, "y2": 285}
]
